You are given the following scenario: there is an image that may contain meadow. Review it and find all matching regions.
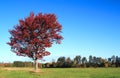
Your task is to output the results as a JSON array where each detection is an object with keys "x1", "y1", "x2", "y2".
[{"x1": 0, "y1": 67, "x2": 120, "y2": 78}]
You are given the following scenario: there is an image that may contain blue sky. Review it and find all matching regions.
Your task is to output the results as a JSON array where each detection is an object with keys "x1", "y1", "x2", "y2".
[{"x1": 0, "y1": 0, "x2": 120, "y2": 62}]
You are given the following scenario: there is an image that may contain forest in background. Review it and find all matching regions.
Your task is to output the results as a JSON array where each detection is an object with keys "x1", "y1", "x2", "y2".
[{"x1": 0, "y1": 55, "x2": 120, "y2": 68}]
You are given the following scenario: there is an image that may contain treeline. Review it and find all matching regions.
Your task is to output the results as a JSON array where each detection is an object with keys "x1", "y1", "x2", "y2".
[
  {"x1": 44, "y1": 55, "x2": 120, "y2": 68},
  {"x1": 0, "y1": 55, "x2": 120, "y2": 68},
  {"x1": 0, "y1": 61, "x2": 42, "y2": 68},
  {"x1": 0, "y1": 61, "x2": 33, "y2": 67}
]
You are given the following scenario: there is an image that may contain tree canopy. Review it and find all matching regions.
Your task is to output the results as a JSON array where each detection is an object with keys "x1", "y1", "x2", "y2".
[{"x1": 7, "y1": 12, "x2": 63, "y2": 70}]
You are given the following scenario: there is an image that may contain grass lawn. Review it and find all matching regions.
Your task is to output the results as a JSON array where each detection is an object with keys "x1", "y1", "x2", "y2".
[{"x1": 0, "y1": 67, "x2": 120, "y2": 78}]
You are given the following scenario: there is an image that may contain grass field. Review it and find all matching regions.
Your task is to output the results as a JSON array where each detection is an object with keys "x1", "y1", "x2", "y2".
[{"x1": 0, "y1": 67, "x2": 120, "y2": 78}]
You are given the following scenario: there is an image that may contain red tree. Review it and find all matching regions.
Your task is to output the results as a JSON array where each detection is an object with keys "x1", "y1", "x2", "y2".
[{"x1": 7, "y1": 12, "x2": 63, "y2": 71}]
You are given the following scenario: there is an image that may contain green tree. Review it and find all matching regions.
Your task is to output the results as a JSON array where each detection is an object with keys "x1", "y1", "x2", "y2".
[
  {"x1": 65, "y1": 57, "x2": 73, "y2": 67},
  {"x1": 57, "y1": 57, "x2": 66, "y2": 67},
  {"x1": 82, "y1": 57, "x2": 87, "y2": 67},
  {"x1": 89, "y1": 55, "x2": 93, "y2": 67},
  {"x1": 74, "y1": 55, "x2": 81, "y2": 64}
]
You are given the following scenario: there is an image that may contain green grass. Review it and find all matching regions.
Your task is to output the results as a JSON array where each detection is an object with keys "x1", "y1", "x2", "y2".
[{"x1": 0, "y1": 67, "x2": 120, "y2": 78}]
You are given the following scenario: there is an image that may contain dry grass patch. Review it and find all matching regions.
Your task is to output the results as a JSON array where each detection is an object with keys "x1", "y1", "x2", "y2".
[
  {"x1": 3, "y1": 67, "x2": 43, "y2": 73},
  {"x1": 3, "y1": 67, "x2": 33, "y2": 71}
]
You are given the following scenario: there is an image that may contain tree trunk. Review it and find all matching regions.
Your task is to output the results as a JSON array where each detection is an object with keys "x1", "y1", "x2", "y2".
[{"x1": 34, "y1": 59, "x2": 38, "y2": 72}]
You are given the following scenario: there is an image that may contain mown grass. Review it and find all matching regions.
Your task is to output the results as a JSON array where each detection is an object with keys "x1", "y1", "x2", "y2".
[{"x1": 0, "y1": 67, "x2": 120, "y2": 78}]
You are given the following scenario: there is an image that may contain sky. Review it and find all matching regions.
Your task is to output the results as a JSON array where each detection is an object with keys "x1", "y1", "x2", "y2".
[{"x1": 0, "y1": 0, "x2": 120, "y2": 63}]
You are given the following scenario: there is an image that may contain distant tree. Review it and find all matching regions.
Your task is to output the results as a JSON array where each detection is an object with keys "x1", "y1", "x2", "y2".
[
  {"x1": 74, "y1": 55, "x2": 81, "y2": 65},
  {"x1": 111, "y1": 55, "x2": 116, "y2": 67},
  {"x1": 57, "y1": 56, "x2": 66, "y2": 67},
  {"x1": 108, "y1": 58, "x2": 112, "y2": 63},
  {"x1": 89, "y1": 55, "x2": 93, "y2": 67},
  {"x1": 111, "y1": 55, "x2": 116, "y2": 63},
  {"x1": 81, "y1": 57, "x2": 87, "y2": 67},
  {"x1": 13, "y1": 61, "x2": 24, "y2": 67},
  {"x1": 93, "y1": 56, "x2": 97, "y2": 64},
  {"x1": 7, "y1": 12, "x2": 63, "y2": 71},
  {"x1": 25, "y1": 61, "x2": 33, "y2": 67},
  {"x1": 115, "y1": 56, "x2": 120, "y2": 67},
  {"x1": 108, "y1": 58, "x2": 112, "y2": 67},
  {"x1": 65, "y1": 57, "x2": 73, "y2": 67},
  {"x1": 97, "y1": 57, "x2": 107, "y2": 67},
  {"x1": 51, "y1": 62, "x2": 57, "y2": 68},
  {"x1": 91, "y1": 56, "x2": 98, "y2": 67},
  {"x1": 44, "y1": 63, "x2": 52, "y2": 68},
  {"x1": 51, "y1": 59, "x2": 56, "y2": 68}
]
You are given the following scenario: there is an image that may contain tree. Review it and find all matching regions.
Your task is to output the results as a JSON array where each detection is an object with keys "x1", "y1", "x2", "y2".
[
  {"x1": 51, "y1": 59, "x2": 57, "y2": 68},
  {"x1": 7, "y1": 12, "x2": 63, "y2": 71},
  {"x1": 57, "y1": 56, "x2": 66, "y2": 67},
  {"x1": 89, "y1": 55, "x2": 93, "y2": 67},
  {"x1": 115, "y1": 56, "x2": 120, "y2": 67},
  {"x1": 74, "y1": 55, "x2": 81, "y2": 65},
  {"x1": 73, "y1": 55, "x2": 81, "y2": 67},
  {"x1": 111, "y1": 55, "x2": 116, "y2": 67},
  {"x1": 65, "y1": 57, "x2": 73, "y2": 67},
  {"x1": 81, "y1": 57, "x2": 87, "y2": 67}
]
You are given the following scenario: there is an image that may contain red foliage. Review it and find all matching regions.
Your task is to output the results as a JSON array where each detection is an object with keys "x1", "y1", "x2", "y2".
[{"x1": 7, "y1": 12, "x2": 63, "y2": 60}]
